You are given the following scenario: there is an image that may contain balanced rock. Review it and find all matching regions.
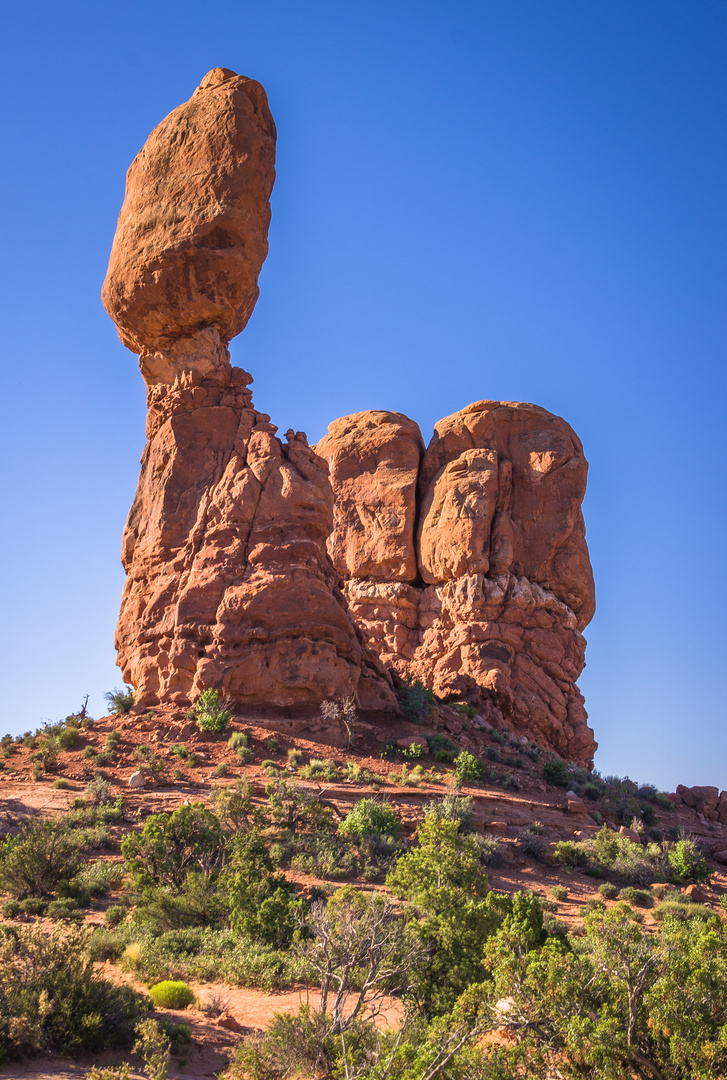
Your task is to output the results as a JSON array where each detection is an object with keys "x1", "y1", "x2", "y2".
[
  {"x1": 105, "y1": 72, "x2": 396, "y2": 715},
  {"x1": 103, "y1": 68, "x2": 276, "y2": 354},
  {"x1": 317, "y1": 401, "x2": 597, "y2": 764}
]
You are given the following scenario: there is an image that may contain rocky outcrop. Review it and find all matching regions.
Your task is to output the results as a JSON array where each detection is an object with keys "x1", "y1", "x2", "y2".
[
  {"x1": 104, "y1": 71, "x2": 396, "y2": 714},
  {"x1": 316, "y1": 402, "x2": 597, "y2": 764},
  {"x1": 103, "y1": 68, "x2": 598, "y2": 755}
]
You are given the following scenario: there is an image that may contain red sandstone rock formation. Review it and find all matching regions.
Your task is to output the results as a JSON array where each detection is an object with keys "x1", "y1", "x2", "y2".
[
  {"x1": 103, "y1": 68, "x2": 276, "y2": 354},
  {"x1": 103, "y1": 68, "x2": 597, "y2": 756},
  {"x1": 104, "y1": 71, "x2": 396, "y2": 714},
  {"x1": 316, "y1": 402, "x2": 597, "y2": 764}
]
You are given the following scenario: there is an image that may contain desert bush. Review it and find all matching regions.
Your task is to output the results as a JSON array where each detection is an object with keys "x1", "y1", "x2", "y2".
[
  {"x1": 48, "y1": 897, "x2": 81, "y2": 920},
  {"x1": 228, "y1": 731, "x2": 249, "y2": 751},
  {"x1": 53, "y1": 777, "x2": 70, "y2": 789},
  {"x1": 619, "y1": 886, "x2": 653, "y2": 908},
  {"x1": 84, "y1": 1065, "x2": 131, "y2": 1080},
  {"x1": 299, "y1": 757, "x2": 338, "y2": 781},
  {"x1": 1, "y1": 899, "x2": 20, "y2": 918},
  {"x1": 193, "y1": 689, "x2": 231, "y2": 734},
  {"x1": 338, "y1": 798, "x2": 401, "y2": 843},
  {"x1": 668, "y1": 838, "x2": 710, "y2": 883},
  {"x1": 58, "y1": 726, "x2": 81, "y2": 751},
  {"x1": 134, "y1": 1018, "x2": 171, "y2": 1080},
  {"x1": 396, "y1": 677, "x2": 436, "y2": 724},
  {"x1": 18, "y1": 898, "x2": 47, "y2": 916},
  {"x1": 474, "y1": 834, "x2": 503, "y2": 866},
  {"x1": 598, "y1": 881, "x2": 619, "y2": 900},
  {"x1": 105, "y1": 904, "x2": 128, "y2": 928},
  {"x1": 500, "y1": 771, "x2": 520, "y2": 792},
  {"x1": 519, "y1": 831, "x2": 547, "y2": 861},
  {"x1": 453, "y1": 751, "x2": 482, "y2": 783},
  {"x1": 0, "y1": 818, "x2": 80, "y2": 898},
  {"x1": 122, "y1": 803, "x2": 226, "y2": 890},
  {"x1": 553, "y1": 841, "x2": 588, "y2": 869},
  {"x1": 266, "y1": 779, "x2": 332, "y2": 833},
  {"x1": 209, "y1": 779, "x2": 254, "y2": 832},
  {"x1": 148, "y1": 980, "x2": 196, "y2": 1009},
  {"x1": 224, "y1": 831, "x2": 304, "y2": 948},
  {"x1": 320, "y1": 698, "x2": 357, "y2": 748},
  {"x1": 551, "y1": 885, "x2": 568, "y2": 901},
  {"x1": 133, "y1": 744, "x2": 167, "y2": 780},
  {"x1": 86, "y1": 775, "x2": 114, "y2": 805},
  {"x1": 215, "y1": 763, "x2": 228, "y2": 778},
  {"x1": 124, "y1": 927, "x2": 298, "y2": 991},
  {"x1": 0, "y1": 924, "x2": 147, "y2": 1059},
  {"x1": 105, "y1": 687, "x2": 135, "y2": 715},
  {"x1": 424, "y1": 794, "x2": 474, "y2": 830},
  {"x1": 652, "y1": 899, "x2": 714, "y2": 923},
  {"x1": 75, "y1": 860, "x2": 123, "y2": 896},
  {"x1": 543, "y1": 759, "x2": 570, "y2": 787}
]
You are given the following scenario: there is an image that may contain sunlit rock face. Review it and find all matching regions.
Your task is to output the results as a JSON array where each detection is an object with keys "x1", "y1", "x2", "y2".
[
  {"x1": 317, "y1": 401, "x2": 597, "y2": 764},
  {"x1": 104, "y1": 71, "x2": 397, "y2": 715}
]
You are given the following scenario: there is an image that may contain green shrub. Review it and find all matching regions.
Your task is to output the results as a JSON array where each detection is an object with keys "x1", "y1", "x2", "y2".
[
  {"x1": 53, "y1": 777, "x2": 70, "y2": 789},
  {"x1": 0, "y1": 899, "x2": 20, "y2": 918},
  {"x1": 82, "y1": 745, "x2": 98, "y2": 760},
  {"x1": 339, "y1": 799, "x2": 401, "y2": 842},
  {"x1": 0, "y1": 819, "x2": 80, "y2": 898},
  {"x1": 453, "y1": 751, "x2": 482, "y2": 783},
  {"x1": 122, "y1": 803, "x2": 225, "y2": 890},
  {"x1": 598, "y1": 881, "x2": 619, "y2": 900},
  {"x1": 300, "y1": 758, "x2": 338, "y2": 781},
  {"x1": 668, "y1": 838, "x2": 710, "y2": 883},
  {"x1": 424, "y1": 794, "x2": 474, "y2": 830},
  {"x1": 19, "y1": 897, "x2": 47, "y2": 915},
  {"x1": 148, "y1": 980, "x2": 196, "y2": 1009},
  {"x1": 133, "y1": 1017, "x2": 171, "y2": 1080},
  {"x1": 193, "y1": 689, "x2": 231, "y2": 734},
  {"x1": 652, "y1": 899, "x2": 714, "y2": 923},
  {"x1": 105, "y1": 905, "x2": 128, "y2": 928},
  {"x1": 553, "y1": 841, "x2": 588, "y2": 869},
  {"x1": 0, "y1": 924, "x2": 147, "y2": 1058},
  {"x1": 215, "y1": 763, "x2": 228, "y2": 777},
  {"x1": 519, "y1": 832, "x2": 547, "y2": 861},
  {"x1": 228, "y1": 731, "x2": 249, "y2": 751},
  {"x1": 551, "y1": 885, "x2": 568, "y2": 901},
  {"x1": 48, "y1": 897, "x2": 80, "y2": 920},
  {"x1": 75, "y1": 860, "x2": 124, "y2": 896},
  {"x1": 403, "y1": 742, "x2": 424, "y2": 759},
  {"x1": 58, "y1": 726, "x2": 81, "y2": 751},
  {"x1": 474, "y1": 835, "x2": 503, "y2": 866},
  {"x1": 543, "y1": 759, "x2": 570, "y2": 787},
  {"x1": 105, "y1": 687, "x2": 135, "y2": 715},
  {"x1": 618, "y1": 886, "x2": 653, "y2": 908},
  {"x1": 396, "y1": 677, "x2": 436, "y2": 724},
  {"x1": 86, "y1": 775, "x2": 114, "y2": 805}
]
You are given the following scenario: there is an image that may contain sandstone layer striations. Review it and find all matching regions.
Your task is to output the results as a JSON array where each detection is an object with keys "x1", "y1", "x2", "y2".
[
  {"x1": 104, "y1": 71, "x2": 396, "y2": 714},
  {"x1": 317, "y1": 402, "x2": 597, "y2": 764}
]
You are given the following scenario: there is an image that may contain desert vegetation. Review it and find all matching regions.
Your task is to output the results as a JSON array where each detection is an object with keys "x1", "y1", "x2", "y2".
[{"x1": 1, "y1": 751, "x2": 725, "y2": 1079}]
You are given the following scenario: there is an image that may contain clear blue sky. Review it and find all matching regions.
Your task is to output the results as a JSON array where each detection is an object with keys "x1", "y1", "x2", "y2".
[{"x1": 1, "y1": 1, "x2": 725, "y2": 792}]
